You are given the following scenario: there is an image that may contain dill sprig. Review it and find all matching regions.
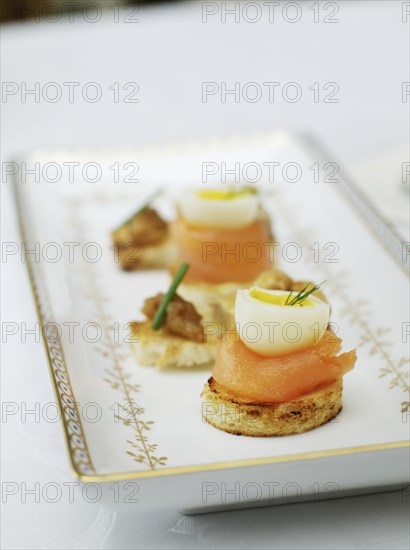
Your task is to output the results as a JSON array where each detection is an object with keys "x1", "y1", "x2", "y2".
[{"x1": 285, "y1": 281, "x2": 326, "y2": 307}]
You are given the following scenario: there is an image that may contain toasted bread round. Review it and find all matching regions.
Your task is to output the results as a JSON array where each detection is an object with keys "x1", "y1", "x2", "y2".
[{"x1": 201, "y1": 377, "x2": 342, "y2": 436}]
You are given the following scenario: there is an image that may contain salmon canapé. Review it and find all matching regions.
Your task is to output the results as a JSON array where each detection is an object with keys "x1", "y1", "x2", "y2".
[{"x1": 212, "y1": 330, "x2": 356, "y2": 403}]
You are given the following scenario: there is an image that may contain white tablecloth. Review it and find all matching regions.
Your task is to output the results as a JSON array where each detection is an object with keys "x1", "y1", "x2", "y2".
[{"x1": 2, "y1": 1, "x2": 409, "y2": 548}]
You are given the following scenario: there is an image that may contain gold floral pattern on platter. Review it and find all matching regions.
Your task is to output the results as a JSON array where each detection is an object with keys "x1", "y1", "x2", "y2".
[
  {"x1": 328, "y1": 273, "x2": 410, "y2": 412},
  {"x1": 69, "y1": 200, "x2": 168, "y2": 471},
  {"x1": 277, "y1": 197, "x2": 410, "y2": 413}
]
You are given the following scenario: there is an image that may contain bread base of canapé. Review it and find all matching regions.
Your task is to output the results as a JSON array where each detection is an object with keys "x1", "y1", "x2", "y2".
[
  {"x1": 130, "y1": 321, "x2": 219, "y2": 369},
  {"x1": 201, "y1": 377, "x2": 343, "y2": 436},
  {"x1": 115, "y1": 237, "x2": 179, "y2": 271}
]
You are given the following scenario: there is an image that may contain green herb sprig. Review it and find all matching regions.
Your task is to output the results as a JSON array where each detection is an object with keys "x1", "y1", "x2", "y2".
[
  {"x1": 151, "y1": 263, "x2": 190, "y2": 330},
  {"x1": 285, "y1": 280, "x2": 326, "y2": 307},
  {"x1": 114, "y1": 188, "x2": 163, "y2": 232}
]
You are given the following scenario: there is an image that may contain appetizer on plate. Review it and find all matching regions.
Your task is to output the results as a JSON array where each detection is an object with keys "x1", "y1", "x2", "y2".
[
  {"x1": 130, "y1": 263, "x2": 221, "y2": 369},
  {"x1": 112, "y1": 191, "x2": 178, "y2": 271},
  {"x1": 202, "y1": 283, "x2": 356, "y2": 436},
  {"x1": 171, "y1": 186, "x2": 274, "y2": 284}
]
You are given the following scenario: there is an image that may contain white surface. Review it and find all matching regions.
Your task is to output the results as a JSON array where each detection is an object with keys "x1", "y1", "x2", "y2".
[{"x1": 1, "y1": 1, "x2": 409, "y2": 549}]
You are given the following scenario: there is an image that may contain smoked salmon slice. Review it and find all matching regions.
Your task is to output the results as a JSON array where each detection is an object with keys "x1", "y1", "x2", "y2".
[
  {"x1": 170, "y1": 217, "x2": 273, "y2": 283},
  {"x1": 212, "y1": 330, "x2": 356, "y2": 402}
]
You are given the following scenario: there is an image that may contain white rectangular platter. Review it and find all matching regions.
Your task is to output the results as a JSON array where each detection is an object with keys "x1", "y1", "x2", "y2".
[{"x1": 13, "y1": 132, "x2": 409, "y2": 513}]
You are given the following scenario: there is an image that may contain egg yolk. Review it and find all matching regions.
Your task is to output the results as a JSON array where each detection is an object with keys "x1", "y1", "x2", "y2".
[
  {"x1": 249, "y1": 288, "x2": 315, "y2": 308},
  {"x1": 197, "y1": 189, "x2": 254, "y2": 200}
]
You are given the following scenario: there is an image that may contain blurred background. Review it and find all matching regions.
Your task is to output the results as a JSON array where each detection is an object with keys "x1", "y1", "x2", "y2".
[{"x1": 2, "y1": 0, "x2": 408, "y2": 231}]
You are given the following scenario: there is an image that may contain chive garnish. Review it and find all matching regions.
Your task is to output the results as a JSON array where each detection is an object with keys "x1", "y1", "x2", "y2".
[
  {"x1": 114, "y1": 188, "x2": 163, "y2": 232},
  {"x1": 151, "y1": 263, "x2": 190, "y2": 330},
  {"x1": 285, "y1": 281, "x2": 326, "y2": 307}
]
